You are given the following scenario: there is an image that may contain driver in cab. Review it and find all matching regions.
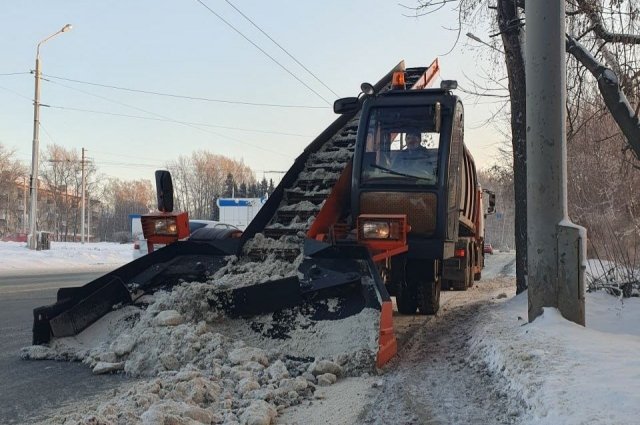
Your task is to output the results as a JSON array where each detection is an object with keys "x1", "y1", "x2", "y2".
[
  {"x1": 389, "y1": 132, "x2": 437, "y2": 181},
  {"x1": 395, "y1": 132, "x2": 429, "y2": 162}
]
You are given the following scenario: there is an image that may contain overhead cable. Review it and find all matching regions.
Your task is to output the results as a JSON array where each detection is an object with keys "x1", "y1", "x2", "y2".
[
  {"x1": 194, "y1": 0, "x2": 332, "y2": 105},
  {"x1": 223, "y1": 0, "x2": 340, "y2": 98},
  {"x1": 42, "y1": 79, "x2": 294, "y2": 159},
  {"x1": 47, "y1": 105, "x2": 310, "y2": 137},
  {"x1": 42, "y1": 74, "x2": 328, "y2": 109}
]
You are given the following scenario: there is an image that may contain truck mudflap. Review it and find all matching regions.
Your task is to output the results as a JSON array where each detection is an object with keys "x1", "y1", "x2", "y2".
[{"x1": 32, "y1": 239, "x2": 238, "y2": 345}]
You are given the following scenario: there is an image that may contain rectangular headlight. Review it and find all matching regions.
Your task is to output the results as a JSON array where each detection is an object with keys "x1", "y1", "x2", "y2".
[
  {"x1": 362, "y1": 221, "x2": 391, "y2": 239},
  {"x1": 154, "y1": 218, "x2": 178, "y2": 236}
]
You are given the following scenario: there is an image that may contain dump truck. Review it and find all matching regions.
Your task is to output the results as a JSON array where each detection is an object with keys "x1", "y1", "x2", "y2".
[{"x1": 31, "y1": 59, "x2": 494, "y2": 368}]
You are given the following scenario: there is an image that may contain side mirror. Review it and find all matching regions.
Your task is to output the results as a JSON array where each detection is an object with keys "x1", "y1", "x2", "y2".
[
  {"x1": 484, "y1": 189, "x2": 496, "y2": 215},
  {"x1": 440, "y1": 80, "x2": 458, "y2": 90},
  {"x1": 155, "y1": 170, "x2": 174, "y2": 213},
  {"x1": 333, "y1": 97, "x2": 359, "y2": 114}
]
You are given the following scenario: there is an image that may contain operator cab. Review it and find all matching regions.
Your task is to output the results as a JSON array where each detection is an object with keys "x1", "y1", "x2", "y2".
[
  {"x1": 341, "y1": 80, "x2": 465, "y2": 250},
  {"x1": 360, "y1": 104, "x2": 441, "y2": 186}
]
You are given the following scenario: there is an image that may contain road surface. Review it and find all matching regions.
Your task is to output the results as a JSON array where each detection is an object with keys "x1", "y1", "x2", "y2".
[{"x1": 0, "y1": 272, "x2": 130, "y2": 425}]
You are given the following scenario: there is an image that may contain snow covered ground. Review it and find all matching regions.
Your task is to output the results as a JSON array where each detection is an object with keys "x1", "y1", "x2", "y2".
[
  {"x1": 0, "y1": 241, "x2": 132, "y2": 275},
  {"x1": 8, "y1": 246, "x2": 640, "y2": 424}
]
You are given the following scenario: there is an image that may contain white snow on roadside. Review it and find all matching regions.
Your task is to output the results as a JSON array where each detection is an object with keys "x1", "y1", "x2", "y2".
[
  {"x1": 0, "y1": 241, "x2": 132, "y2": 274},
  {"x1": 20, "y1": 242, "x2": 378, "y2": 424},
  {"x1": 11, "y1": 243, "x2": 640, "y2": 425},
  {"x1": 470, "y1": 289, "x2": 640, "y2": 425}
]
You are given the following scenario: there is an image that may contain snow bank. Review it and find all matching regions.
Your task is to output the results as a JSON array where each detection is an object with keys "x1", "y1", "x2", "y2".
[
  {"x1": 0, "y1": 241, "x2": 131, "y2": 274},
  {"x1": 469, "y1": 290, "x2": 640, "y2": 425},
  {"x1": 22, "y1": 258, "x2": 379, "y2": 424}
]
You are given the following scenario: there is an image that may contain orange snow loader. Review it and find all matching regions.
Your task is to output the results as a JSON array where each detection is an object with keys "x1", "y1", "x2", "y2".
[{"x1": 32, "y1": 60, "x2": 494, "y2": 368}]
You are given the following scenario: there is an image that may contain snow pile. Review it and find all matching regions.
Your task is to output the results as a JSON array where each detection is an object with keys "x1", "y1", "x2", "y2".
[
  {"x1": 0, "y1": 241, "x2": 132, "y2": 274},
  {"x1": 22, "y1": 265, "x2": 379, "y2": 423},
  {"x1": 309, "y1": 147, "x2": 353, "y2": 162},
  {"x1": 278, "y1": 200, "x2": 320, "y2": 212},
  {"x1": 241, "y1": 233, "x2": 302, "y2": 252},
  {"x1": 297, "y1": 169, "x2": 340, "y2": 182},
  {"x1": 13, "y1": 200, "x2": 381, "y2": 424},
  {"x1": 469, "y1": 290, "x2": 640, "y2": 425}
]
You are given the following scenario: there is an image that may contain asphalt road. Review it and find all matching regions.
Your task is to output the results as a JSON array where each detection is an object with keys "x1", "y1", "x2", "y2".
[{"x1": 0, "y1": 272, "x2": 130, "y2": 424}]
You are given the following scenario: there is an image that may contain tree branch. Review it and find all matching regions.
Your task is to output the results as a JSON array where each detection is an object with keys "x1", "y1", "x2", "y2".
[
  {"x1": 566, "y1": 35, "x2": 640, "y2": 159},
  {"x1": 576, "y1": 0, "x2": 640, "y2": 44}
]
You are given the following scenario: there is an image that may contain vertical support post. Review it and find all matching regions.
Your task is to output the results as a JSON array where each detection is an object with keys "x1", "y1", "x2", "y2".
[
  {"x1": 526, "y1": 0, "x2": 586, "y2": 324},
  {"x1": 81, "y1": 147, "x2": 85, "y2": 244},
  {"x1": 23, "y1": 176, "x2": 28, "y2": 233},
  {"x1": 87, "y1": 193, "x2": 91, "y2": 242},
  {"x1": 28, "y1": 56, "x2": 42, "y2": 249}
]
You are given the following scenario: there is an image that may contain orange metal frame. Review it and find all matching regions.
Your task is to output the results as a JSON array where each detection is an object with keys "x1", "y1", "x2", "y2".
[
  {"x1": 306, "y1": 162, "x2": 353, "y2": 241},
  {"x1": 141, "y1": 212, "x2": 189, "y2": 253},
  {"x1": 376, "y1": 300, "x2": 397, "y2": 367},
  {"x1": 411, "y1": 58, "x2": 440, "y2": 90},
  {"x1": 356, "y1": 214, "x2": 410, "y2": 263}
]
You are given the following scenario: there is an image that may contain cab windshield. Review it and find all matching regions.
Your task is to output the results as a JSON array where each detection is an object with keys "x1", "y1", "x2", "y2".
[{"x1": 360, "y1": 105, "x2": 441, "y2": 185}]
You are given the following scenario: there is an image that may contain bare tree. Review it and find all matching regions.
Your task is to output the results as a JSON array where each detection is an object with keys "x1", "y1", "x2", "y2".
[
  {"x1": 166, "y1": 151, "x2": 256, "y2": 220},
  {"x1": 414, "y1": 0, "x2": 640, "y2": 294},
  {"x1": 94, "y1": 178, "x2": 154, "y2": 241},
  {"x1": 0, "y1": 143, "x2": 27, "y2": 236},
  {"x1": 40, "y1": 145, "x2": 97, "y2": 241}
]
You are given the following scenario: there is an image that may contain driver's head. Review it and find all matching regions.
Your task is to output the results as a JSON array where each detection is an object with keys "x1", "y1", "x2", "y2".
[{"x1": 406, "y1": 132, "x2": 421, "y2": 150}]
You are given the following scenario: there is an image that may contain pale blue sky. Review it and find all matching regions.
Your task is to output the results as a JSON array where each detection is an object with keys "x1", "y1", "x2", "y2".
[{"x1": 1, "y1": 0, "x2": 505, "y2": 184}]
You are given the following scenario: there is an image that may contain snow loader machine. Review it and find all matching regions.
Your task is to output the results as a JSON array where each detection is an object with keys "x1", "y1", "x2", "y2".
[{"x1": 31, "y1": 59, "x2": 494, "y2": 367}]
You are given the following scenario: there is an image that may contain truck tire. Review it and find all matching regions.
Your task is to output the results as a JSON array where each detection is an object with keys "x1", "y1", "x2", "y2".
[
  {"x1": 407, "y1": 260, "x2": 440, "y2": 315},
  {"x1": 391, "y1": 256, "x2": 417, "y2": 314},
  {"x1": 467, "y1": 265, "x2": 475, "y2": 288},
  {"x1": 417, "y1": 277, "x2": 441, "y2": 315},
  {"x1": 474, "y1": 271, "x2": 482, "y2": 281},
  {"x1": 396, "y1": 281, "x2": 418, "y2": 314},
  {"x1": 451, "y1": 278, "x2": 467, "y2": 291}
]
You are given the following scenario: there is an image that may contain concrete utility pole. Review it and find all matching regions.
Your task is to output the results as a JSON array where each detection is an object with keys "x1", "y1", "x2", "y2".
[
  {"x1": 81, "y1": 147, "x2": 86, "y2": 244},
  {"x1": 526, "y1": 0, "x2": 586, "y2": 325},
  {"x1": 28, "y1": 24, "x2": 72, "y2": 249},
  {"x1": 23, "y1": 177, "x2": 28, "y2": 233}
]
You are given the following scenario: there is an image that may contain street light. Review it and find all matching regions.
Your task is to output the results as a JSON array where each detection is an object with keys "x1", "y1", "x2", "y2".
[
  {"x1": 466, "y1": 32, "x2": 505, "y2": 55},
  {"x1": 28, "y1": 24, "x2": 72, "y2": 249}
]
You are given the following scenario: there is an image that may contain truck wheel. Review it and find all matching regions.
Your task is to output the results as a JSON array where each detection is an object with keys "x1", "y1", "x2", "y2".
[
  {"x1": 406, "y1": 260, "x2": 440, "y2": 315},
  {"x1": 467, "y1": 266, "x2": 475, "y2": 288},
  {"x1": 451, "y1": 278, "x2": 467, "y2": 291},
  {"x1": 396, "y1": 281, "x2": 418, "y2": 314},
  {"x1": 391, "y1": 256, "x2": 417, "y2": 314},
  {"x1": 417, "y1": 277, "x2": 441, "y2": 315}
]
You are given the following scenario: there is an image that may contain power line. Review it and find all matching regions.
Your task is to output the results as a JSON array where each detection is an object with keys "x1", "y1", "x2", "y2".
[
  {"x1": 0, "y1": 84, "x2": 32, "y2": 101},
  {"x1": 46, "y1": 104, "x2": 310, "y2": 138},
  {"x1": 43, "y1": 78, "x2": 294, "y2": 159},
  {"x1": 42, "y1": 73, "x2": 328, "y2": 109},
  {"x1": 89, "y1": 149, "x2": 190, "y2": 163},
  {"x1": 222, "y1": 0, "x2": 340, "y2": 98},
  {"x1": 0, "y1": 71, "x2": 30, "y2": 76},
  {"x1": 194, "y1": 0, "x2": 332, "y2": 105}
]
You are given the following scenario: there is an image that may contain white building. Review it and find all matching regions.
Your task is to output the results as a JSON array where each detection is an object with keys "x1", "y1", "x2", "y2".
[{"x1": 216, "y1": 197, "x2": 266, "y2": 230}]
